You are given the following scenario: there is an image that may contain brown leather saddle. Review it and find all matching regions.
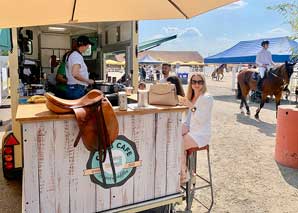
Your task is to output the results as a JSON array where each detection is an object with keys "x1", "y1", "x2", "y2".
[{"x1": 45, "y1": 89, "x2": 119, "y2": 184}]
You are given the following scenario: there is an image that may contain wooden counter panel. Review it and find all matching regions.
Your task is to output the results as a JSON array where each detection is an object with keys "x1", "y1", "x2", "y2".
[
  {"x1": 16, "y1": 103, "x2": 187, "y2": 123},
  {"x1": 22, "y1": 113, "x2": 183, "y2": 212}
]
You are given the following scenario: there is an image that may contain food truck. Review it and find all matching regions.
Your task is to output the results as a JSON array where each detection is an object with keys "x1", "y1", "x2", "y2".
[{"x1": 0, "y1": 0, "x2": 236, "y2": 212}]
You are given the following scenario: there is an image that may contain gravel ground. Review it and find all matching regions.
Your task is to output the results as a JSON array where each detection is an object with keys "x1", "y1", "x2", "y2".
[{"x1": 0, "y1": 72, "x2": 297, "y2": 213}]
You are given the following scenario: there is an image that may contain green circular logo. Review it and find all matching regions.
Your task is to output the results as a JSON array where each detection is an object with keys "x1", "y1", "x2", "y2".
[{"x1": 86, "y1": 135, "x2": 139, "y2": 188}]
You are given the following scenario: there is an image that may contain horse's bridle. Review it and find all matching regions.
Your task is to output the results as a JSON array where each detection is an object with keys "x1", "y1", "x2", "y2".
[{"x1": 269, "y1": 65, "x2": 288, "y2": 84}]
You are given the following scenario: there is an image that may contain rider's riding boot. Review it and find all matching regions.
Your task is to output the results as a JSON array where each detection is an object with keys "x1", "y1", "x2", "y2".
[{"x1": 256, "y1": 76, "x2": 264, "y2": 93}]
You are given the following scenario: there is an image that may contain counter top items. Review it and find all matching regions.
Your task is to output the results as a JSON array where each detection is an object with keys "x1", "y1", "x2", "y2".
[
  {"x1": 125, "y1": 87, "x2": 134, "y2": 96},
  {"x1": 16, "y1": 103, "x2": 187, "y2": 123},
  {"x1": 138, "y1": 89, "x2": 149, "y2": 107},
  {"x1": 45, "y1": 89, "x2": 119, "y2": 184},
  {"x1": 118, "y1": 91, "x2": 128, "y2": 111},
  {"x1": 18, "y1": 81, "x2": 45, "y2": 96},
  {"x1": 128, "y1": 103, "x2": 157, "y2": 111},
  {"x1": 27, "y1": 95, "x2": 47, "y2": 104},
  {"x1": 93, "y1": 81, "x2": 125, "y2": 94},
  {"x1": 148, "y1": 83, "x2": 178, "y2": 106}
]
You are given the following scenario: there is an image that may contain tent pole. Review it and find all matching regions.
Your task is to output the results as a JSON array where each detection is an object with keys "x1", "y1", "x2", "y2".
[
  {"x1": 131, "y1": 21, "x2": 138, "y2": 91},
  {"x1": 8, "y1": 28, "x2": 22, "y2": 168},
  {"x1": 232, "y1": 63, "x2": 238, "y2": 91}
]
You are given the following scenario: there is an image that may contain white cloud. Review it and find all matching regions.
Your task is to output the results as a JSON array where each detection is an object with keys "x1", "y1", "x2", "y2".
[
  {"x1": 180, "y1": 27, "x2": 203, "y2": 38},
  {"x1": 220, "y1": 0, "x2": 248, "y2": 10},
  {"x1": 161, "y1": 26, "x2": 203, "y2": 38},
  {"x1": 247, "y1": 28, "x2": 291, "y2": 39},
  {"x1": 163, "y1": 27, "x2": 179, "y2": 35},
  {"x1": 266, "y1": 28, "x2": 290, "y2": 35}
]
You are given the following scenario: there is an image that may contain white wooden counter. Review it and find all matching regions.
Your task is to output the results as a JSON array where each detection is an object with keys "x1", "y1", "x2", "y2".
[{"x1": 16, "y1": 104, "x2": 187, "y2": 213}]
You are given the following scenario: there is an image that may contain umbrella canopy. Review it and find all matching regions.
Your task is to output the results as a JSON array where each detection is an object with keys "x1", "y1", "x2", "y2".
[
  {"x1": 205, "y1": 36, "x2": 298, "y2": 64},
  {"x1": 139, "y1": 55, "x2": 163, "y2": 64},
  {"x1": 170, "y1": 61, "x2": 184, "y2": 65},
  {"x1": 0, "y1": 0, "x2": 237, "y2": 28}
]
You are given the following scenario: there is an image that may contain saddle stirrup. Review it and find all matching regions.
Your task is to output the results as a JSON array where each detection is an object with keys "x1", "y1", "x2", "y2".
[
  {"x1": 108, "y1": 146, "x2": 117, "y2": 184},
  {"x1": 99, "y1": 160, "x2": 107, "y2": 185}
]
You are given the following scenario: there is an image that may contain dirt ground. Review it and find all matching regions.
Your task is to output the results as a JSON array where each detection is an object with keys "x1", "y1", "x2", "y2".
[{"x1": 0, "y1": 72, "x2": 297, "y2": 213}]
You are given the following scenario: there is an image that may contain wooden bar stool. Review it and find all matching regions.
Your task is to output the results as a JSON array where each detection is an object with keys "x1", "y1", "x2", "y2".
[{"x1": 182, "y1": 145, "x2": 214, "y2": 212}]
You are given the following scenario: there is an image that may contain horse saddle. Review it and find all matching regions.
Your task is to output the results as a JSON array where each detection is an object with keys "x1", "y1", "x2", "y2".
[{"x1": 45, "y1": 89, "x2": 119, "y2": 162}]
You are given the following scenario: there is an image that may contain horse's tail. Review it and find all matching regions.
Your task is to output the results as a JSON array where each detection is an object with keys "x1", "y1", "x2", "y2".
[{"x1": 237, "y1": 82, "x2": 242, "y2": 99}]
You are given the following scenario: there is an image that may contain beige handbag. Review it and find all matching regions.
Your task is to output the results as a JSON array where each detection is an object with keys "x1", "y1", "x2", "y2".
[{"x1": 148, "y1": 83, "x2": 178, "y2": 106}]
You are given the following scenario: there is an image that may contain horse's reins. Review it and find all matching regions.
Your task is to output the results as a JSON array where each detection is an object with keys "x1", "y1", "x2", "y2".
[{"x1": 269, "y1": 67, "x2": 287, "y2": 84}]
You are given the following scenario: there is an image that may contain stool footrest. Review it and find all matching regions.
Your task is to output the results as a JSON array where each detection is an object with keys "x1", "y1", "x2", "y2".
[
  {"x1": 193, "y1": 185, "x2": 211, "y2": 190},
  {"x1": 195, "y1": 173, "x2": 211, "y2": 183}
]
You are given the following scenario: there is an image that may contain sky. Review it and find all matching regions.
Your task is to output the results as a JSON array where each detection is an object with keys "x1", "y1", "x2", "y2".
[{"x1": 139, "y1": 0, "x2": 294, "y2": 58}]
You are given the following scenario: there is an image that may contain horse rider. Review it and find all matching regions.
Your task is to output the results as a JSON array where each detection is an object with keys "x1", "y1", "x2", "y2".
[{"x1": 255, "y1": 40, "x2": 275, "y2": 92}]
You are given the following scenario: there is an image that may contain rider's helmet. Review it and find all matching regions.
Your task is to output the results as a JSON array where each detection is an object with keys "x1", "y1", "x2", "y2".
[{"x1": 261, "y1": 40, "x2": 269, "y2": 47}]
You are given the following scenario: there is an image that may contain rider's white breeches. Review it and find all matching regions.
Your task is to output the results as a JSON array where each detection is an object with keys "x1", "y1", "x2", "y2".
[{"x1": 258, "y1": 67, "x2": 266, "y2": 78}]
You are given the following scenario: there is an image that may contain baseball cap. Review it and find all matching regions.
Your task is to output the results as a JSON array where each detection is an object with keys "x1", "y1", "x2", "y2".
[{"x1": 77, "y1": 36, "x2": 94, "y2": 46}]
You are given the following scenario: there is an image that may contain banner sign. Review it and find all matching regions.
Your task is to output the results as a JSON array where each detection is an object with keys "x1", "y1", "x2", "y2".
[{"x1": 85, "y1": 135, "x2": 141, "y2": 188}]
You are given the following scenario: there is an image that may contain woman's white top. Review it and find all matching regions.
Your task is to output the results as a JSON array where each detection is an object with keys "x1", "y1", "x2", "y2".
[
  {"x1": 183, "y1": 93, "x2": 214, "y2": 147},
  {"x1": 66, "y1": 51, "x2": 89, "y2": 86}
]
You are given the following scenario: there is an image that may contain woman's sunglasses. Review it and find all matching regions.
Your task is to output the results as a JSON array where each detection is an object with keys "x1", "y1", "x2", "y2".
[{"x1": 191, "y1": 79, "x2": 204, "y2": 85}]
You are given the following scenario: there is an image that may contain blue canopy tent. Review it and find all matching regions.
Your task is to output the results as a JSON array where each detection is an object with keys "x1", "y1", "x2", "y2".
[
  {"x1": 138, "y1": 55, "x2": 163, "y2": 64},
  {"x1": 204, "y1": 36, "x2": 298, "y2": 64}
]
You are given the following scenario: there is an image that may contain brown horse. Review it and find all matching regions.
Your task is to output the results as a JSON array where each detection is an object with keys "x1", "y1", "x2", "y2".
[
  {"x1": 212, "y1": 64, "x2": 226, "y2": 81},
  {"x1": 237, "y1": 62, "x2": 296, "y2": 119}
]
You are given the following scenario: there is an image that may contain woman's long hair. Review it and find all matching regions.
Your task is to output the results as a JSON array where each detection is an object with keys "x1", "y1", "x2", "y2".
[
  {"x1": 186, "y1": 73, "x2": 207, "y2": 100},
  {"x1": 167, "y1": 76, "x2": 185, "y2": 97}
]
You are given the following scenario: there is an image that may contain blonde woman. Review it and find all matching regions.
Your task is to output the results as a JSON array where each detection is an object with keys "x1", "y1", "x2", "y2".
[{"x1": 179, "y1": 73, "x2": 214, "y2": 183}]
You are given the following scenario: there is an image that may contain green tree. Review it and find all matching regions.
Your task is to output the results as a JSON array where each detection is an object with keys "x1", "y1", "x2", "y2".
[
  {"x1": 269, "y1": 1, "x2": 298, "y2": 60},
  {"x1": 0, "y1": 50, "x2": 9, "y2": 56}
]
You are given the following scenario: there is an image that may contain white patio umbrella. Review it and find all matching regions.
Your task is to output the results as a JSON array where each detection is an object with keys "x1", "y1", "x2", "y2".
[{"x1": 0, "y1": 0, "x2": 237, "y2": 28}]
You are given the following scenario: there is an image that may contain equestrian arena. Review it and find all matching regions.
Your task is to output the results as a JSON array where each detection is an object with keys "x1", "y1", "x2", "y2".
[{"x1": 0, "y1": 72, "x2": 297, "y2": 212}]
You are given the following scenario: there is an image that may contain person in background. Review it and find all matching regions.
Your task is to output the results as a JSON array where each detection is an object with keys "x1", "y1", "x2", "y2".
[
  {"x1": 255, "y1": 40, "x2": 275, "y2": 92},
  {"x1": 138, "y1": 82, "x2": 146, "y2": 90},
  {"x1": 160, "y1": 63, "x2": 171, "y2": 83},
  {"x1": 117, "y1": 70, "x2": 133, "y2": 87},
  {"x1": 179, "y1": 73, "x2": 214, "y2": 184},
  {"x1": 55, "y1": 52, "x2": 69, "y2": 99},
  {"x1": 166, "y1": 76, "x2": 185, "y2": 97},
  {"x1": 142, "y1": 65, "x2": 146, "y2": 80},
  {"x1": 65, "y1": 36, "x2": 94, "y2": 99},
  {"x1": 156, "y1": 69, "x2": 161, "y2": 81}
]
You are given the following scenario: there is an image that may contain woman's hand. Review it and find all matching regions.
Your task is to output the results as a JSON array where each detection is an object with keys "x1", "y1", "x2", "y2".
[
  {"x1": 179, "y1": 97, "x2": 194, "y2": 108},
  {"x1": 182, "y1": 124, "x2": 189, "y2": 136},
  {"x1": 87, "y1": 79, "x2": 94, "y2": 85}
]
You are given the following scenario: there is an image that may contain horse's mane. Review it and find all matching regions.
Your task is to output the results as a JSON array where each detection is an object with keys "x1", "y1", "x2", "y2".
[
  {"x1": 270, "y1": 64, "x2": 284, "y2": 75},
  {"x1": 218, "y1": 64, "x2": 225, "y2": 69}
]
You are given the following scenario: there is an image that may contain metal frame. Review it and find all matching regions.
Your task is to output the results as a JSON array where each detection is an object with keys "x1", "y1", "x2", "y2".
[
  {"x1": 182, "y1": 146, "x2": 214, "y2": 212},
  {"x1": 99, "y1": 193, "x2": 183, "y2": 213}
]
